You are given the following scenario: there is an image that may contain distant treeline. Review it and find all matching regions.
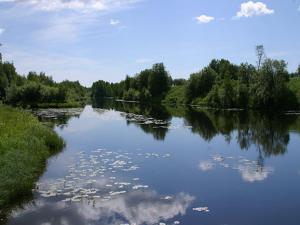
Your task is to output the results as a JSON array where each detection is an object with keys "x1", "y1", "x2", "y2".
[
  {"x1": 0, "y1": 61, "x2": 89, "y2": 107},
  {"x1": 91, "y1": 46, "x2": 300, "y2": 110},
  {"x1": 91, "y1": 63, "x2": 172, "y2": 102},
  {"x1": 1, "y1": 45, "x2": 300, "y2": 109}
]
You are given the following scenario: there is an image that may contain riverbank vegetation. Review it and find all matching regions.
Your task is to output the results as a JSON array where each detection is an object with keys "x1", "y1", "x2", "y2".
[
  {"x1": 0, "y1": 105, "x2": 64, "y2": 207},
  {"x1": 91, "y1": 63, "x2": 172, "y2": 103},
  {"x1": 0, "y1": 61, "x2": 89, "y2": 108},
  {"x1": 91, "y1": 46, "x2": 300, "y2": 110},
  {"x1": 1, "y1": 45, "x2": 300, "y2": 110}
]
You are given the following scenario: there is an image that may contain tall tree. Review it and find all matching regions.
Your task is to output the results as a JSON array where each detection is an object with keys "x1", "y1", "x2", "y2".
[{"x1": 256, "y1": 45, "x2": 265, "y2": 70}]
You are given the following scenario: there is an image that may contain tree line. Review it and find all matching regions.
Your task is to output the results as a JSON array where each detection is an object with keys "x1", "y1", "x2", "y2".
[
  {"x1": 91, "y1": 46, "x2": 300, "y2": 110},
  {"x1": 91, "y1": 63, "x2": 172, "y2": 102},
  {"x1": 0, "y1": 61, "x2": 89, "y2": 107},
  {"x1": 1, "y1": 45, "x2": 300, "y2": 109}
]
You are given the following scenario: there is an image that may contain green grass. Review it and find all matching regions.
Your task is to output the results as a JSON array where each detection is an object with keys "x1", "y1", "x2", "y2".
[
  {"x1": 162, "y1": 85, "x2": 187, "y2": 105},
  {"x1": 0, "y1": 105, "x2": 64, "y2": 207}
]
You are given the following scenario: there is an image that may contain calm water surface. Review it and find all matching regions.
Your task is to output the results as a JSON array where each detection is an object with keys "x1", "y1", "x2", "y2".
[{"x1": 3, "y1": 102, "x2": 300, "y2": 225}]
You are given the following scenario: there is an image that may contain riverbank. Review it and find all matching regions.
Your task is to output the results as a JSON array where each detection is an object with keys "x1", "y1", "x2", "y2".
[
  {"x1": 161, "y1": 77, "x2": 300, "y2": 109},
  {"x1": 0, "y1": 105, "x2": 64, "y2": 208}
]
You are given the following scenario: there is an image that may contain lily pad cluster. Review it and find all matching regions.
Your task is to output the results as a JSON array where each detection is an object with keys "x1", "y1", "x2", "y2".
[
  {"x1": 121, "y1": 112, "x2": 169, "y2": 126},
  {"x1": 35, "y1": 149, "x2": 171, "y2": 204},
  {"x1": 33, "y1": 108, "x2": 83, "y2": 119}
]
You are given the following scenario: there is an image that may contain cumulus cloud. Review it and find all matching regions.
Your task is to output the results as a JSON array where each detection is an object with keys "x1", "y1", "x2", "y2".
[
  {"x1": 0, "y1": 0, "x2": 140, "y2": 12},
  {"x1": 0, "y1": 28, "x2": 5, "y2": 35},
  {"x1": 195, "y1": 15, "x2": 215, "y2": 24},
  {"x1": 236, "y1": 1, "x2": 274, "y2": 18}
]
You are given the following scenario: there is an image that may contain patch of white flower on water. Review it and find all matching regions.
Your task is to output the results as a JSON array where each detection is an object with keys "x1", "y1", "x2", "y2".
[
  {"x1": 34, "y1": 148, "x2": 172, "y2": 204},
  {"x1": 193, "y1": 207, "x2": 210, "y2": 213}
]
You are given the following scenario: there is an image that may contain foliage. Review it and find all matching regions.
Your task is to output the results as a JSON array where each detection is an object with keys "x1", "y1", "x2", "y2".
[
  {"x1": 0, "y1": 61, "x2": 89, "y2": 107},
  {"x1": 0, "y1": 105, "x2": 64, "y2": 207},
  {"x1": 163, "y1": 85, "x2": 187, "y2": 105},
  {"x1": 1, "y1": 45, "x2": 300, "y2": 110},
  {"x1": 288, "y1": 77, "x2": 300, "y2": 106},
  {"x1": 91, "y1": 63, "x2": 171, "y2": 103},
  {"x1": 185, "y1": 66, "x2": 217, "y2": 102},
  {"x1": 249, "y1": 59, "x2": 291, "y2": 109}
]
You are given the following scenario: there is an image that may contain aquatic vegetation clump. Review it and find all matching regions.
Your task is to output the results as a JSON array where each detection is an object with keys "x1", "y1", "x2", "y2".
[
  {"x1": 121, "y1": 112, "x2": 170, "y2": 126},
  {"x1": 0, "y1": 106, "x2": 64, "y2": 207},
  {"x1": 33, "y1": 108, "x2": 83, "y2": 119},
  {"x1": 35, "y1": 149, "x2": 172, "y2": 204}
]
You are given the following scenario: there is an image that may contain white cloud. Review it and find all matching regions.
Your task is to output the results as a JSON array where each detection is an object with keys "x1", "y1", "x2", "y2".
[
  {"x1": 0, "y1": 28, "x2": 5, "y2": 35},
  {"x1": 195, "y1": 15, "x2": 215, "y2": 24},
  {"x1": 110, "y1": 19, "x2": 120, "y2": 26},
  {"x1": 236, "y1": 1, "x2": 274, "y2": 18},
  {"x1": 0, "y1": 0, "x2": 141, "y2": 12}
]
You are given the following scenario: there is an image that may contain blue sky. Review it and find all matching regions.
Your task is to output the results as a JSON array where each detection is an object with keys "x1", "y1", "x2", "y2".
[{"x1": 0, "y1": 0, "x2": 299, "y2": 86}]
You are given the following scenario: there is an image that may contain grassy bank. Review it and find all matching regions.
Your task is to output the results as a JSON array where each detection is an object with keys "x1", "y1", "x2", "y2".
[{"x1": 0, "y1": 105, "x2": 64, "y2": 207}]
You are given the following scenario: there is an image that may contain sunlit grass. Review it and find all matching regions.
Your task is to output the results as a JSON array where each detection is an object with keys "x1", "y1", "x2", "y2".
[{"x1": 0, "y1": 105, "x2": 64, "y2": 207}]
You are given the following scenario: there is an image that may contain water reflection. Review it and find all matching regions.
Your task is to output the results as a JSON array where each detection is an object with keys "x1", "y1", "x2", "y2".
[
  {"x1": 3, "y1": 102, "x2": 300, "y2": 225},
  {"x1": 91, "y1": 100, "x2": 299, "y2": 184},
  {"x1": 33, "y1": 108, "x2": 84, "y2": 129},
  {"x1": 94, "y1": 100, "x2": 298, "y2": 159},
  {"x1": 198, "y1": 155, "x2": 274, "y2": 182},
  {"x1": 94, "y1": 101, "x2": 172, "y2": 140},
  {"x1": 9, "y1": 191, "x2": 193, "y2": 225}
]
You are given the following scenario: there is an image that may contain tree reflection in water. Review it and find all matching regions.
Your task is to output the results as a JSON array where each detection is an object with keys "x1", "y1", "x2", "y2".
[{"x1": 93, "y1": 100, "x2": 299, "y2": 180}]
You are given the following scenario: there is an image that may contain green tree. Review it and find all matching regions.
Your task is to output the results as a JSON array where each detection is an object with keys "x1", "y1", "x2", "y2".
[
  {"x1": 217, "y1": 79, "x2": 235, "y2": 108},
  {"x1": 237, "y1": 63, "x2": 256, "y2": 86},
  {"x1": 185, "y1": 66, "x2": 217, "y2": 102},
  {"x1": 148, "y1": 63, "x2": 170, "y2": 97},
  {"x1": 250, "y1": 59, "x2": 290, "y2": 108},
  {"x1": 209, "y1": 59, "x2": 238, "y2": 80}
]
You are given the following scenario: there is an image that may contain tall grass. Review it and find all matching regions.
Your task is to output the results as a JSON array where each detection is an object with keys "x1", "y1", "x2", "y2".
[{"x1": 0, "y1": 105, "x2": 64, "y2": 207}]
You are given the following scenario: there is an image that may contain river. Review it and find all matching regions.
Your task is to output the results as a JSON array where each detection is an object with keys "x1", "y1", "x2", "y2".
[{"x1": 3, "y1": 101, "x2": 300, "y2": 225}]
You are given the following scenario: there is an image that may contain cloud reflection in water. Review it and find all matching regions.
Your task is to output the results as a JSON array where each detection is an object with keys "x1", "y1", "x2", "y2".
[{"x1": 9, "y1": 191, "x2": 194, "y2": 225}]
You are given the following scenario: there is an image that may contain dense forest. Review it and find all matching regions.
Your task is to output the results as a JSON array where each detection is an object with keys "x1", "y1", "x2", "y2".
[
  {"x1": 0, "y1": 60, "x2": 89, "y2": 107},
  {"x1": 91, "y1": 46, "x2": 300, "y2": 110}
]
